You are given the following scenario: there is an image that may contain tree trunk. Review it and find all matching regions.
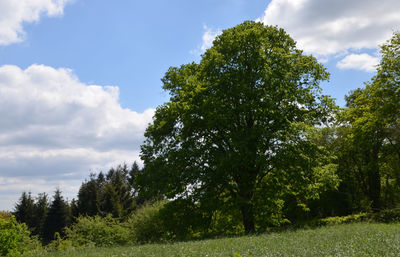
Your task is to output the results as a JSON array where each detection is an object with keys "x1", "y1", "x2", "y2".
[{"x1": 240, "y1": 202, "x2": 255, "y2": 234}]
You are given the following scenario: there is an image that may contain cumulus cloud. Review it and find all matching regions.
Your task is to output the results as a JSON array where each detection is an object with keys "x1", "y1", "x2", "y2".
[
  {"x1": 337, "y1": 53, "x2": 379, "y2": 72},
  {"x1": 0, "y1": 0, "x2": 71, "y2": 45},
  {"x1": 259, "y1": 0, "x2": 400, "y2": 71},
  {"x1": 191, "y1": 25, "x2": 221, "y2": 55},
  {"x1": 0, "y1": 64, "x2": 154, "y2": 210}
]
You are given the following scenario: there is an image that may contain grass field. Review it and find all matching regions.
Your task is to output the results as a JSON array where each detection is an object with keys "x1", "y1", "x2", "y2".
[{"x1": 29, "y1": 223, "x2": 400, "y2": 257}]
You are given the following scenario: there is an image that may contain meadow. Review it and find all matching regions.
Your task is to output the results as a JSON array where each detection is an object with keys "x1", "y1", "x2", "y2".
[{"x1": 29, "y1": 223, "x2": 400, "y2": 257}]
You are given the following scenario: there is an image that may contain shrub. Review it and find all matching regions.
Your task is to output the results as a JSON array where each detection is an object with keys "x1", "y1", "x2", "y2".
[
  {"x1": 305, "y1": 213, "x2": 369, "y2": 227},
  {"x1": 127, "y1": 201, "x2": 167, "y2": 243},
  {"x1": 65, "y1": 215, "x2": 130, "y2": 247},
  {"x1": 370, "y1": 209, "x2": 400, "y2": 223},
  {"x1": 206, "y1": 209, "x2": 244, "y2": 236},
  {"x1": 0, "y1": 216, "x2": 42, "y2": 256},
  {"x1": 45, "y1": 232, "x2": 74, "y2": 252},
  {"x1": 158, "y1": 199, "x2": 209, "y2": 240},
  {"x1": 319, "y1": 212, "x2": 369, "y2": 225}
]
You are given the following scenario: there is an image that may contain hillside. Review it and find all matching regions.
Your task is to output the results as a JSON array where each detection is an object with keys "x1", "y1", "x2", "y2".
[{"x1": 30, "y1": 223, "x2": 400, "y2": 257}]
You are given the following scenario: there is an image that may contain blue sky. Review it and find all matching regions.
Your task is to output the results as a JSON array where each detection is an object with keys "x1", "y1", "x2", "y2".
[
  {"x1": 0, "y1": 0, "x2": 270, "y2": 112},
  {"x1": 0, "y1": 0, "x2": 399, "y2": 210}
]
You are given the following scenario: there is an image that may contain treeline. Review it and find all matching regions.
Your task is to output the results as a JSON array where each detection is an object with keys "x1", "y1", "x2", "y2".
[{"x1": 13, "y1": 163, "x2": 145, "y2": 243}]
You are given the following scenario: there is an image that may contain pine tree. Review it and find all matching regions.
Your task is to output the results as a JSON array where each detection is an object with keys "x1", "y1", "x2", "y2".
[
  {"x1": 33, "y1": 193, "x2": 48, "y2": 236},
  {"x1": 42, "y1": 189, "x2": 70, "y2": 242},
  {"x1": 99, "y1": 183, "x2": 123, "y2": 218},
  {"x1": 77, "y1": 174, "x2": 100, "y2": 216},
  {"x1": 14, "y1": 192, "x2": 35, "y2": 230},
  {"x1": 128, "y1": 161, "x2": 140, "y2": 187}
]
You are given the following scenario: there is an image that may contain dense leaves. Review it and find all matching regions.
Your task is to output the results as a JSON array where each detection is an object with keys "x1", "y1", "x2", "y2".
[
  {"x1": 340, "y1": 32, "x2": 400, "y2": 211},
  {"x1": 138, "y1": 21, "x2": 337, "y2": 233},
  {"x1": 0, "y1": 216, "x2": 41, "y2": 256}
]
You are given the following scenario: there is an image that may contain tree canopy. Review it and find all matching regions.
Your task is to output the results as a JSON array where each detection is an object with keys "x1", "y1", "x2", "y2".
[
  {"x1": 342, "y1": 32, "x2": 400, "y2": 210},
  {"x1": 138, "y1": 21, "x2": 337, "y2": 233}
]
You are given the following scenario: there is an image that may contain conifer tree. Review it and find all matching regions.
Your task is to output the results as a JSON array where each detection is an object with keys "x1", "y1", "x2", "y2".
[
  {"x1": 14, "y1": 192, "x2": 35, "y2": 230},
  {"x1": 77, "y1": 174, "x2": 100, "y2": 216},
  {"x1": 33, "y1": 193, "x2": 48, "y2": 236},
  {"x1": 42, "y1": 189, "x2": 70, "y2": 242}
]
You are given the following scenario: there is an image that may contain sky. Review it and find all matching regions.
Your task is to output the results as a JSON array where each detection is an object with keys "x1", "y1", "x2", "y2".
[{"x1": 0, "y1": 0, "x2": 399, "y2": 211}]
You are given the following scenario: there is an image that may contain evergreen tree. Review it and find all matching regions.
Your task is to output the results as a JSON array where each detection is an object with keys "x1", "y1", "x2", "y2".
[
  {"x1": 13, "y1": 192, "x2": 35, "y2": 230},
  {"x1": 128, "y1": 161, "x2": 140, "y2": 187},
  {"x1": 77, "y1": 174, "x2": 100, "y2": 216},
  {"x1": 42, "y1": 189, "x2": 70, "y2": 242},
  {"x1": 33, "y1": 193, "x2": 48, "y2": 236},
  {"x1": 70, "y1": 198, "x2": 79, "y2": 219},
  {"x1": 99, "y1": 183, "x2": 123, "y2": 218}
]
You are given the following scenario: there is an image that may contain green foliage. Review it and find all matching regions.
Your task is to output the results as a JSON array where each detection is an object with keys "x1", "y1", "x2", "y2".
[
  {"x1": 42, "y1": 189, "x2": 71, "y2": 242},
  {"x1": 77, "y1": 175, "x2": 100, "y2": 217},
  {"x1": 157, "y1": 198, "x2": 208, "y2": 240},
  {"x1": 13, "y1": 192, "x2": 35, "y2": 230},
  {"x1": 339, "y1": 32, "x2": 400, "y2": 211},
  {"x1": 45, "y1": 232, "x2": 74, "y2": 252},
  {"x1": 370, "y1": 209, "x2": 400, "y2": 223},
  {"x1": 139, "y1": 20, "x2": 336, "y2": 234},
  {"x1": 0, "y1": 216, "x2": 42, "y2": 257},
  {"x1": 76, "y1": 163, "x2": 141, "y2": 219},
  {"x1": 206, "y1": 208, "x2": 244, "y2": 236},
  {"x1": 12, "y1": 192, "x2": 49, "y2": 238},
  {"x1": 33, "y1": 193, "x2": 49, "y2": 237},
  {"x1": 65, "y1": 215, "x2": 130, "y2": 247},
  {"x1": 99, "y1": 183, "x2": 123, "y2": 218},
  {"x1": 312, "y1": 213, "x2": 369, "y2": 226},
  {"x1": 127, "y1": 201, "x2": 168, "y2": 243}
]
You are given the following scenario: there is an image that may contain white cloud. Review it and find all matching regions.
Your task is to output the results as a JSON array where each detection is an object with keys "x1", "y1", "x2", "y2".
[
  {"x1": 337, "y1": 53, "x2": 379, "y2": 72},
  {"x1": 0, "y1": 0, "x2": 71, "y2": 45},
  {"x1": 191, "y1": 25, "x2": 221, "y2": 55},
  {"x1": 200, "y1": 25, "x2": 221, "y2": 52},
  {"x1": 259, "y1": 0, "x2": 400, "y2": 66},
  {"x1": 0, "y1": 64, "x2": 154, "y2": 210}
]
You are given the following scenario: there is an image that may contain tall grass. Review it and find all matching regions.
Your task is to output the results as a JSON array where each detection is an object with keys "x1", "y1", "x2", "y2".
[{"x1": 27, "y1": 223, "x2": 400, "y2": 257}]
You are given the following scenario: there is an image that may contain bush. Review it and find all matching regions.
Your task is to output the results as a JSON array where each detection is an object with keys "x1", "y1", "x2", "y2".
[
  {"x1": 318, "y1": 213, "x2": 369, "y2": 225},
  {"x1": 158, "y1": 199, "x2": 209, "y2": 240},
  {"x1": 206, "y1": 209, "x2": 244, "y2": 236},
  {"x1": 65, "y1": 215, "x2": 130, "y2": 247},
  {"x1": 0, "y1": 217, "x2": 42, "y2": 256},
  {"x1": 127, "y1": 201, "x2": 167, "y2": 243},
  {"x1": 370, "y1": 209, "x2": 400, "y2": 223},
  {"x1": 44, "y1": 232, "x2": 74, "y2": 252}
]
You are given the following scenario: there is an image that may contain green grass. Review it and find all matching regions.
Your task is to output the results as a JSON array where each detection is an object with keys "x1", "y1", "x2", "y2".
[{"x1": 29, "y1": 223, "x2": 400, "y2": 257}]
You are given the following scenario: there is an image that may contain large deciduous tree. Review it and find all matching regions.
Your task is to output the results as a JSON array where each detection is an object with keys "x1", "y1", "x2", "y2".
[{"x1": 138, "y1": 21, "x2": 336, "y2": 233}]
